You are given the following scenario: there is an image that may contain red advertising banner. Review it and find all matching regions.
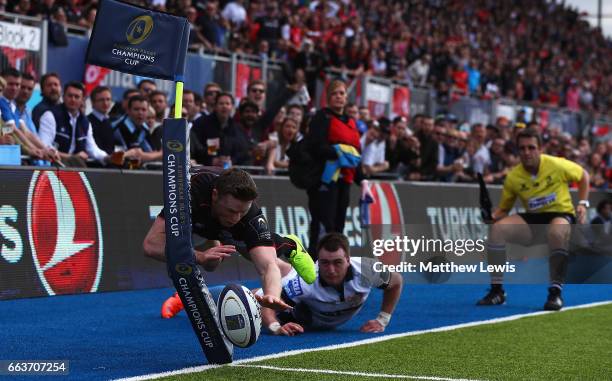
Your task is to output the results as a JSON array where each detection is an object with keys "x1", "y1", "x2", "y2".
[
  {"x1": 392, "y1": 86, "x2": 411, "y2": 118},
  {"x1": 234, "y1": 63, "x2": 262, "y2": 102},
  {"x1": 84, "y1": 64, "x2": 111, "y2": 95}
]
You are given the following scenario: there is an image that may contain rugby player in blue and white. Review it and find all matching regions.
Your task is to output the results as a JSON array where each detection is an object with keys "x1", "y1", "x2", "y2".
[{"x1": 260, "y1": 233, "x2": 403, "y2": 336}]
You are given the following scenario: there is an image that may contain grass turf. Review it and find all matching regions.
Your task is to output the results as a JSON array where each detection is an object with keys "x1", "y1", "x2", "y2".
[{"x1": 161, "y1": 303, "x2": 612, "y2": 381}]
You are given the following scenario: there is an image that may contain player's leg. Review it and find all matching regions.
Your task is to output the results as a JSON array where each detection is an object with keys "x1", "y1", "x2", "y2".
[
  {"x1": 307, "y1": 183, "x2": 339, "y2": 258},
  {"x1": 272, "y1": 233, "x2": 316, "y2": 284},
  {"x1": 161, "y1": 291, "x2": 184, "y2": 318},
  {"x1": 544, "y1": 215, "x2": 573, "y2": 311},
  {"x1": 477, "y1": 214, "x2": 533, "y2": 305}
]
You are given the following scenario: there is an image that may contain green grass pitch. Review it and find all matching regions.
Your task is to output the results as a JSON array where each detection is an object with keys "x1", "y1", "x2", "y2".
[{"x1": 160, "y1": 304, "x2": 612, "y2": 381}]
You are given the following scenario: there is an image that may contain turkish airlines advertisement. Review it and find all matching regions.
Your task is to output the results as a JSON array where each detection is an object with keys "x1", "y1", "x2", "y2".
[{"x1": 0, "y1": 168, "x2": 167, "y2": 300}]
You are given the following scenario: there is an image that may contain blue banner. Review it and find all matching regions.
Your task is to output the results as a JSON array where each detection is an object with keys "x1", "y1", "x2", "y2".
[
  {"x1": 86, "y1": 0, "x2": 189, "y2": 81},
  {"x1": 162, "y1": 118, "x2": 233, "y2": 363}
]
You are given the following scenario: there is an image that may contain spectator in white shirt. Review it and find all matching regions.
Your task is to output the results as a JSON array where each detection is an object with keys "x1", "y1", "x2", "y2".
[
  {"x1": 361, "y1": 121, "x2": 389, "y2": 176},
  {"x1": 38, "y1": 81, "x2": 109, "y2": 166}
]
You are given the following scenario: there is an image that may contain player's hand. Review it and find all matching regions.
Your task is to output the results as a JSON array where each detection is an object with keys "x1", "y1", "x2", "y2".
[
  {"x1": 576, "y1": 205, "x2": 587, "y2": 224},
  {"x1": 360, "y1": 319, "x2": 385, "y2": 333},
  {"x1": 255, "y1": 294, "x2": 292, "y2": 311},
  {"x1": 361, "y1": 180, "x2": 374, "y2": 202},
  {"x1": 276, "y1": 322, "x2": 304, "y2": 336},
  {"x1": 195, "y1": 245, "x2": 235, "y2": 271}
]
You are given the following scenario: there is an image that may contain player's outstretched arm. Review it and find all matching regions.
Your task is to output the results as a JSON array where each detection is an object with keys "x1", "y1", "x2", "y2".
[
  {"x1": 143, "y1": 217, "x2": 233, "y2": 268},
  {"x1": 360, "y1": 272, "x2": 403, "y2": 333},
  {"x1": 250, "y1": 246, "x2": 292, "y2": 311},
  {"x1": 260, "y1": 305, "x2": 304, "y2": 336},
  {"x1": 143, "y1": 216, "x2": 167, "y2": 261}
]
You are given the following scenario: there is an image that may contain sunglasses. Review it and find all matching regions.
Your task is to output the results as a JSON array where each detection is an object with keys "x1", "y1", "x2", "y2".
[{"x1": 250, "y1": 88, "x2": 265, "y2": 94}]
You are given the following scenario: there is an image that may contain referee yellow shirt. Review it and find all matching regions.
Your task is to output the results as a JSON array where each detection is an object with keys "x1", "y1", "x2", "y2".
[{"x1": 499, "y1": 154, "x2": 584, "y2": 215}]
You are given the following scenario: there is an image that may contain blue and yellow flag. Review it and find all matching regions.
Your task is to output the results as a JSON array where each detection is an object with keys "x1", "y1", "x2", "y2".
[
  {"x1": 86, "y1": 0, "x2": 190, "y2": 81},
  {"x1": 321, "y1": 144, "x2": 361, "y2": 184}
]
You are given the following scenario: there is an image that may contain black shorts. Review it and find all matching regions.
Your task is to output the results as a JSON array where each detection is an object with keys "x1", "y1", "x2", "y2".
[
  {"x1": 517, "y1": 212, "x2": 575, "y2": 245},
  {"x1": 518, "y1": 212, "x2": 576, "y2": 225}
]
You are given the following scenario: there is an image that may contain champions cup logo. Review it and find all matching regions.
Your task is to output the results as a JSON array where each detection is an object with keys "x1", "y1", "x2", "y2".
[
  {"x1": 126, "y1": 15, "x2": 154, "y2": 45},
  {"x1": 166, "y1": 140, "x2": 184, "y2": 152},
  {"x1": 176, "y1": 263, "x2": 193, "y2": 276}
]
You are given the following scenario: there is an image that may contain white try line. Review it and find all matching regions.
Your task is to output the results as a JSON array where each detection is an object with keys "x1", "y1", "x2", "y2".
[
  {"x1": 233, "y1": 364, "x2": 482, "y2": 381},
  {"x1": 115, "y1": 300, "x2": 612, "y2": 381}
]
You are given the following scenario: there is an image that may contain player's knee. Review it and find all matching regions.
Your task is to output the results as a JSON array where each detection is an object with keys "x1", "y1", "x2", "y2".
[
  {"x1": 547, "y1": 224, "x2": 570, "y2": 246},
  {"x1": 489, "y1": 223, "x2": 509, "y2": 243}
]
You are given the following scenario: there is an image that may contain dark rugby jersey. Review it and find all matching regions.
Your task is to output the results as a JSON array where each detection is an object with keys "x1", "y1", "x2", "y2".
[{"x1": 159, "y1": 166, "x2": 274, "y2": 251}]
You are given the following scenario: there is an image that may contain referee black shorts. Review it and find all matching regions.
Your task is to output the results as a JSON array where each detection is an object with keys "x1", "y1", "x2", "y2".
[{"x1": 517, "y1": 212, "x2": 576, "y2": 245}]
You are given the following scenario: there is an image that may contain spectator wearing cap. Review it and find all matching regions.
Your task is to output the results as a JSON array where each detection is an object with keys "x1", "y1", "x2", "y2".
[{"x1": 361, "y1": 121, "x2": 389, "y2": 177}]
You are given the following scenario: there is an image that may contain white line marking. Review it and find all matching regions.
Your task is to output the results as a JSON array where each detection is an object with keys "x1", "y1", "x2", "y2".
[
  {"x1": 233, "y1": 364, "x2": 481, "y2": 381},
  {"x1": 115, "y1": 300, "x2": 611, "y2": 381}
]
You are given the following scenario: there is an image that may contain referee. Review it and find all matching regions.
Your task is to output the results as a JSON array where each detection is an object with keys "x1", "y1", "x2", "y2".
[{"x1": 477, "y1": 128, "x2": 590, "y2": 310}]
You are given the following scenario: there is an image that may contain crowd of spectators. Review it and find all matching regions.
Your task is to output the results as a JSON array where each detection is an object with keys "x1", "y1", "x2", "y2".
[
  {"x1": 0, "y1": 0, "x2": 611, "y2": 191},
  {"x1": 4, "y1": 0, "x2": 612, "y2": 114},
  {"x1": 0, "y1": 66, "x2": 611, "y2": 192}
]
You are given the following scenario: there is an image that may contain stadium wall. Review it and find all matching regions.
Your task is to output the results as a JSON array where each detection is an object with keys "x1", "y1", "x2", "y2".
[{"x1": 0, "y1": 167, "x2": 609, "y2": 300}]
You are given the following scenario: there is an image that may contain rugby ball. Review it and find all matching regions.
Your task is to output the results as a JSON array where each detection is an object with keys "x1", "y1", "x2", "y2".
[{"x1": 217, "y1": 284, "x2": 261, "y2": 348}]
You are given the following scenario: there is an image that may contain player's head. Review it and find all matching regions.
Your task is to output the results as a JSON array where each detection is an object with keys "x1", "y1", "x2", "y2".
[
  {"x1": 212, "y1": 168, "x2": 258, "y2": 227},
  {"x1": 316, "y1": 233, "x2": 350, "y2": 287},
  {"x1": 516, "y1": 127, "x2": 543, "y2": 169}
]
